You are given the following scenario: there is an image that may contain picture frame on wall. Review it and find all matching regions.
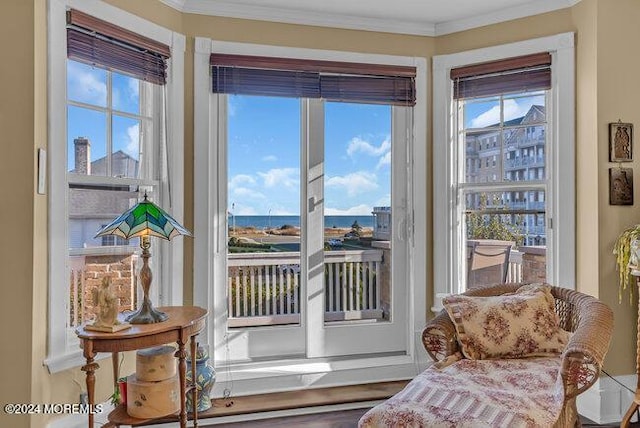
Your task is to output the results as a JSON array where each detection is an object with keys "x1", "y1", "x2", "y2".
[
  {"x1": 609, "y1": 122, "x2": 633, "y2": 162},
  {"x1": 609, "y1": 167, "x2": 634, "y2": 206}
]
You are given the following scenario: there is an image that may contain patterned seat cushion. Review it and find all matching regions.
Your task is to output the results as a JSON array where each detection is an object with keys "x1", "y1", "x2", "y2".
[{"x1": 358, "y1": 355, "x2": 564, "y2": 428}]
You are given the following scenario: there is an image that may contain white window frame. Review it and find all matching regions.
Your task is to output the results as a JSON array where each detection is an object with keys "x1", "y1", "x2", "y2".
[
  {"x1": 432, "y1": 32, "x2": 575, "y2": 312},
  {"x1": 45, "y1": 0, "x2": 185, "y2": 373},
  {"x1": 194, "y1": 39, "x2": 428, "y2": 395}
]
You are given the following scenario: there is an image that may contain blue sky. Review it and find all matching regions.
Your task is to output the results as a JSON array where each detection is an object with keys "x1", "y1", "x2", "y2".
[
  {"x1": 67, "y1": 60, "x2": 141, "y2": 171},
  {"x1": 227, "y1": 95, "x2": 392, "y2": 216},
  {"x1": 463, "y1": 93, "x2": 545, "y2": 129}
]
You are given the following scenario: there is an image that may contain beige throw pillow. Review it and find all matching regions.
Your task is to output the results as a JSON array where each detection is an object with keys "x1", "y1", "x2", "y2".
[{"x1": 442, "y1": 284, "x2": 570, "y2": 360}]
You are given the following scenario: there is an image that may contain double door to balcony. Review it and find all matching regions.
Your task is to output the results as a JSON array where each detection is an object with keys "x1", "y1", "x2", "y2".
[{"x1": 220, "y1": 96, "x2": 411, "y2": 362}]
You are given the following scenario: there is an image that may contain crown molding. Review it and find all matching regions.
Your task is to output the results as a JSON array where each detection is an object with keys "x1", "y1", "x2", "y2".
[
  {"x1": 435, "y1": 0, "x2": 577, "y2": 36},
  {"x1": 182, "y1": 0, "x2": 435, "y2": 36},
  {"x1": 159, "y1": 0, "x2": 582, "y2": 37}
]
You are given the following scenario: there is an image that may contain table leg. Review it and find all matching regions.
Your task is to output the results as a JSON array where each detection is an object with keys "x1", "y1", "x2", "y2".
[
  {"x1": 621, "y1": 391, "x2": 640, "y2": 427},
  {"x1": 176, "y1": 339, "x2": 187, "y2": 428},
  {"x1": 190, "y1": 336, "x2": 198, "y2": 427},
  {"x1": 81, "y1": 346, "x2": 99, "y2": 428},
  {"x1": 112, "y1": 352, "x2": 120, "y2": 395}
]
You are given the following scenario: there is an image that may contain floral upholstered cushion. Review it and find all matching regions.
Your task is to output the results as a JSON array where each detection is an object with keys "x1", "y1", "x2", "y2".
[
  {"x1": 358, "y1": 355, "x2": 565, "y2": 428},
  {"x1": 442, "y1": 284, "x2": 569, "y2": 359}
]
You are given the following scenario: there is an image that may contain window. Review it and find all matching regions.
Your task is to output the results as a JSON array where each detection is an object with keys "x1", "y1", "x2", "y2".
[
  {"x1": 433, "y1": 33, "x2": 575, "y2": 306},
  {"x1": 46, "y1": 0, "x2": 185, "y2": 372},
  {"x1": 100, "y1": 226, "x2": 129, "y2": 247},
  {"x1": 194, "y1": 40, "x2": 427, "y2": 392}
]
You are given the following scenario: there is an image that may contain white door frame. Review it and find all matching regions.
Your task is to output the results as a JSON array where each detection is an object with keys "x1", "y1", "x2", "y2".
[{"x1": 194, "y1": 38, "x2": 429, "y2": 396}]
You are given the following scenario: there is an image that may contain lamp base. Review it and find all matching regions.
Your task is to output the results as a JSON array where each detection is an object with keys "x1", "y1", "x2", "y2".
[{"x1": 125, "y1": 301, "x2": 168, "y2": 324}]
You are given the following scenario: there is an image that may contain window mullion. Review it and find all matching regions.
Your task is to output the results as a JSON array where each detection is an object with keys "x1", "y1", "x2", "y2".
[{"x1": 106, "y1": 71, "x2": 113, "y2": 177}]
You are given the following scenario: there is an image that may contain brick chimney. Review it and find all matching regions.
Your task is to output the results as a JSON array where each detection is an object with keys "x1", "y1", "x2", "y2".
[{"x1": 74, "y1": 137, "x2": 90, "y2": 174}]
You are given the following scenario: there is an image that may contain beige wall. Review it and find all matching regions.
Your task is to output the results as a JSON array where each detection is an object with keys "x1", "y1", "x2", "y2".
[
  {"x1": 0, "y1": 1, "x2": 36, "y2": 427},
  {"x1": 594, "y1": 0, "x2": 640, "y2": 375},
  {"x1": 5, "y1": 1, "x2": 640, "y2": 426}
]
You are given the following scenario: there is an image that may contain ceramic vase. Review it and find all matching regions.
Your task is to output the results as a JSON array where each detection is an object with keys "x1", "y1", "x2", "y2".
[{"x1": 186, "y1": 345, "x2": 215, "y2": 412}]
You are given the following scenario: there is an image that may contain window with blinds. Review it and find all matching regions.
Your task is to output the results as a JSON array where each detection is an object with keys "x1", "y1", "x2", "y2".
[
  {"x1": 451, "y1": 52, "x2": 552, "y2": 288},
  {"x1": 66, "y1": 9, "x2": 170, "y2": 85},
  {"x1": 64, "y1": 9, "x2": 167, "y2": 329},
  {"x1": 210, "y1": 53, "x2": 416, "y2": 106},
  {"x1": 451, "y1": 52, "x2": 551, "y2": 100}
]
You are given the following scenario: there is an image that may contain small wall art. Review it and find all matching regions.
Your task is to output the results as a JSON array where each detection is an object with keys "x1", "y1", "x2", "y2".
[
  {"x1": 610, "y1": 167, "x2": 634, "y2": 206},
  {"x1": 609, "y1": 121, "x2": 633, "y2": 162}
]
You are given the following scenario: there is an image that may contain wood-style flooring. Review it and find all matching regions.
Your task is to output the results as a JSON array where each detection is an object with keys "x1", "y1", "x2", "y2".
[
  {"x1": 201, "y1": 409, "x2": 639, "y2": 427},
  {"x1": 142, "y1": 380, "x2": 640, "y2": 427}
]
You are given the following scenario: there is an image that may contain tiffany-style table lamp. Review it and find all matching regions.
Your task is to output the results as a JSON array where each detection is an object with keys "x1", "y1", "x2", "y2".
[{"x1": 94, "y1": 193, "x2": 192, "y2": 324}]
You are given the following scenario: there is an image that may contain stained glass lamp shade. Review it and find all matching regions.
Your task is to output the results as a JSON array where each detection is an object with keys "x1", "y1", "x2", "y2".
[{"x1": 95, "y1": 193, "x2": 192, "y2": 324}]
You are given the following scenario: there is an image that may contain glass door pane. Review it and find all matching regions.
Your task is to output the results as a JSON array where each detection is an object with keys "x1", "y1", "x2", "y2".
[
  {"x1": 308, "y1": 101, "x2": 408, "y2": 358},
  {"x1": 226, "y1": 94, "x2": 304, "y2": 360},
  {"x1": 324, "y1": 102, "x2": 390, "y2": 324}
]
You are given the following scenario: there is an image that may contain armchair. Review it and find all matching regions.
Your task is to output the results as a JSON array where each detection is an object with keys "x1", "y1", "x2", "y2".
[{"x1": 360, "y1": 283, "x2": 613, "y2": 428}]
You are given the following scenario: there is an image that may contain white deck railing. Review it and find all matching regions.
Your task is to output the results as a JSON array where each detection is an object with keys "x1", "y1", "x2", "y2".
[{"x1": 227, "y1": 250, "x2": 384, "y2": 327}]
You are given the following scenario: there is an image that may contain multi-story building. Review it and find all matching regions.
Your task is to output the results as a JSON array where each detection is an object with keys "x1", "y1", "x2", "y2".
[{"x1": 465, "y1": 105, "x2": 546, "y2": 246}]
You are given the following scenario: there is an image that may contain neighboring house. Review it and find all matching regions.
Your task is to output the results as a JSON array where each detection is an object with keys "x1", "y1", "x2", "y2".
[
  {"x1": 465, "y1": 105, "x2": 546, "y2": 246},
  {"x1": 372, "y1": 206, "x2": 391, "y2": 240},
  {"x1": 68, "y1": 137, "x2": 139, "y2": 249}
]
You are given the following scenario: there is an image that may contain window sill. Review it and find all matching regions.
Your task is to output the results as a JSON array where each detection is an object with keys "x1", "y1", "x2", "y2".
[{"x1": 44, "y1": 350, "x2": 112, "y2": 374}]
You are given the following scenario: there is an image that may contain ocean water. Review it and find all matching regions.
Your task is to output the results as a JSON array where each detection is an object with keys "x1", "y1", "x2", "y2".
[{"x1": 229, "y1": 215, "x2": 374, "y2": 229}]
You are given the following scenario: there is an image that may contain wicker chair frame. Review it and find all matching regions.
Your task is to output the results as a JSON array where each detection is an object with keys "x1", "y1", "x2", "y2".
[{"x1": 422, "y1": 283, "x2": 614, "y2": 428}]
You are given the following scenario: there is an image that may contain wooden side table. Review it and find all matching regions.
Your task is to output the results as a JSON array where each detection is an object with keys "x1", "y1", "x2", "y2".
[
  {"x1": 621, "y1": 271, "x2": 640, "y2": 427},
  {"x1": 75, "y1": 306, "x2": 208, "y2": 428}
]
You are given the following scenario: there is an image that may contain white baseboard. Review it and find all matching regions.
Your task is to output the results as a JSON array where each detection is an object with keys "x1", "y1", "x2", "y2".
[{"x1": 577, "y1": 373, "x2": 637, "y2": 424}]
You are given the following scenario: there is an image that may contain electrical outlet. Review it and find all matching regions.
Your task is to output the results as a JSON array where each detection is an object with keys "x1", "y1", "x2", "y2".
[{"x1": 79, "y1": 392, "x2": 88, "y2": 405}]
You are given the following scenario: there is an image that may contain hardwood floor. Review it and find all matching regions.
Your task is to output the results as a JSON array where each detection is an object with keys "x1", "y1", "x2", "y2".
[
  {"x1": 201, "y1": 408, "x2": 370, "y2": 427},
  {"x1": 200, "y1": 409, "x2": 637, "y2": 427},
  {"x1": 149, "y1": 380, "x2": 640, "y2": 427}
]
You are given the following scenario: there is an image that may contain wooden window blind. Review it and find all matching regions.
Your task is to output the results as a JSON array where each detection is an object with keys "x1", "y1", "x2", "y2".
[
  {"x1": 66, "y1": 9, "x2": 170, "y2": 85},
  {"x1": 210, "y1": 53, "x2": 416, "y2": 106},
  {"x1": 451, "y1": 52, "x2": 551, "y2": 100}
]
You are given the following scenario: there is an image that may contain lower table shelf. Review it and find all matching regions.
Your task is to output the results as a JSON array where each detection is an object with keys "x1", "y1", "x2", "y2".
[{"x1": 107, "y1": 403, "x2": 183, "y2": 426}]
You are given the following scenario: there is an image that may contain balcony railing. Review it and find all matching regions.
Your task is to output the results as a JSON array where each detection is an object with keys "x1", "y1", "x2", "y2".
[
  {"x1": 68, "y1": 250, "x2": 139, "y2": 329},
  {"x1": 227, "y1": 250, "x2": 384, "y2": 327},
  {"x1": 506, "y1": 250, "x2": 523, "y2": 283},
  {"x1": 504, "y1": 155, "x2": 545, "y2": 169}
]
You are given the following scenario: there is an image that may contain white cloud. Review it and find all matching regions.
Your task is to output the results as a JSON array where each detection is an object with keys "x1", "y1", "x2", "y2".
[
  {"x1": 325, "y1": 171, "x2": 378, "y2": 196},
  {"x1": 124, "y1": 124, "x2": 139, "y2": 158},
  {"x1": 128, "y1": 78, "x2": 139, "y2": 100},
  {"x1": 258, "y1": 168, "x2": 299, "y2": 189},
  {"x1": 231, "y1": 204, "x2": 257, "y2": 215},
  {"x1": 232, "y1": 187, "x2": 266, "y2": 200},
  {"x1": 325, "y1": 204, "x2": 373, "y2": 215},
  {"x1": 469, "y1": 98, "x2": 543, "y2": 128},
  {"x1": 229, "y1": 174, "x2": 256, "y2": 188},
  {"x1": 347, "y1": 137, "x2": 391, "y2": 157},
  {"x1": 375, "y1": 194, "x2": 391, "y2": 207},
  {"x1": 268, "y1": 206, "x2": 297, "y2": 215},
  {"x1": 376, "y1": 151, "x2": 391, "y2": 169},
  {"x1": 67, "y1": 62, "x2": 107, "y2": 105},
  {"x1": 262, "y1": 155, "x2": 278, "y2": 162}
]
